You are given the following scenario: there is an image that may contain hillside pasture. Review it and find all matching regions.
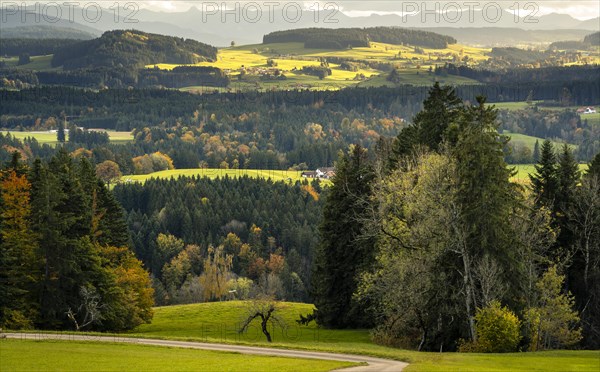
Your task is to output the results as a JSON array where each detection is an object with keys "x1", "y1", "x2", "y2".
[
  {"x1": 0, "y1": 54, "x2": 57, "y2": 71},
  {"x1": 121, "y1": 168, "x2": 330, "y2": 185},
  {"x1": 2, "y1": 130, "x2": 133, "y2": 145},
  {"x1": 125, "y1": 301, "x2": 599, "y2": 372}
]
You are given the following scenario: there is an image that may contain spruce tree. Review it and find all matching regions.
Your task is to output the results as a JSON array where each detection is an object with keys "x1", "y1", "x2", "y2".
[
  {"x1": 556, "y1": 144, "x2": 580, "y2": 214},
  {"x1": 392, "y1": 82, "x2": 462, "y2": 161},
  {"x1": 585, "y1": 152, "x2": 600, "y2": 181},
  {"x1": 312, "y1": 145, "x2": 375, "y2": 328},
  {"x1": 57, "y1": 120, "x2": 66, "y2": 143},
  {"x1": 452, "y1": 96, "x2": 519, "y2": 290},
  {"x1": 530, "y1": 140, "x2": 559, "y2": 208},
  {"x1": 533, "y1": 140, "x2": 540, "y2": 163}
]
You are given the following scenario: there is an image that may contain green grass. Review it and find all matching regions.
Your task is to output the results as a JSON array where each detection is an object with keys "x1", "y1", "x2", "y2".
[
  {"x1": 0, "y1": 339, "x2": 356, "y2": 372},
  {"x1": 122, "y1": 169, "x2": 330, "y2": 185},
  {"x1": 511, "y1": 164, "x2": 589, "y2": 182},
  {"x1": 0, "y1": 55, "x2": 58, "y2": 71},
  {"x1": 404, "y1": 350, "x2": 600, "y2": 372},
  {"x1": 581, "y1": 112, "x2": 600, "y2": 126},
  {"x1": 2, "y1": 130, "x2": 133, "y2": 145},
  {"x1": 493, "y1": 101, "x2": 540, "y2": 111},
  {"x1": 9, "y1": 301, "x2": 598, "y2": 371},
  {"x1": 504, "y1": 132, "x2": 570, "y2": 151},
  {"x1": 120, "y1": 301, "x2": 600, "y2": 371}
]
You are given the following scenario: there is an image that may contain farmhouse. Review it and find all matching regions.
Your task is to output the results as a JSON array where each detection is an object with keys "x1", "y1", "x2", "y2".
[
  {"x1": 316, "y1": 167, "x2": 336, "y2": 179},
  {"x1": 301, "y1": 168, "x2": 336, "y2": 179},
  {"x1": 577, "y1": 107, "x2": 596, "y2": 114}
]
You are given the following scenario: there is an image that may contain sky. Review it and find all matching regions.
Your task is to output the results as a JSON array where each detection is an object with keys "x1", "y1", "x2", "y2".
[{"x1": 138, "y1": 1, "x2": 599, "y2": 20}]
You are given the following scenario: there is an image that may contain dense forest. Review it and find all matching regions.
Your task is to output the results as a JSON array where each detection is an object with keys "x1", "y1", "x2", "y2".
[
  {"x1": 263, "y1": 27, "x2": 457, "y2": 49},
  {"x1": 583, "y1": 31, "x2": 600, "y2": 46},
  {"x1": 51, "y1": 30, "x2": 218, "y2": 70},
  {"x1": 0, "y1": 38, "x2": 81, "y2": 57},
  {"x1": 113, "y1": 176, "x2": 324, "y2": 304},
  {"x1": 313, "y1": 83, "x2": 600, "y2": 350}
]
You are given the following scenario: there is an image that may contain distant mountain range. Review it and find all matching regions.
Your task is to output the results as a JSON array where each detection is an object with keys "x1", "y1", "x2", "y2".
[{"x1": 1, "y1": 6, "x2": 598, "y2": 47}]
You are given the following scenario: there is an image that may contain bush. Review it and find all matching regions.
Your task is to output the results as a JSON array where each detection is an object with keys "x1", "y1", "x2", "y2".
[{"x1": 464, "y1": 301, "x2": 521, "y2": 353}]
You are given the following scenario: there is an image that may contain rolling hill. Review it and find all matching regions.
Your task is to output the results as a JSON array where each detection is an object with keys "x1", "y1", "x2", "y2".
[{"x1": 51, "y1": 30, "x2": 218, "y2": 70}]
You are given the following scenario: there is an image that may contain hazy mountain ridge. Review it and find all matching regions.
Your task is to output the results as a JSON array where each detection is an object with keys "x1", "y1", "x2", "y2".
[{"x1": 1, "y1": 5, "x2": 597, "y2": 47}]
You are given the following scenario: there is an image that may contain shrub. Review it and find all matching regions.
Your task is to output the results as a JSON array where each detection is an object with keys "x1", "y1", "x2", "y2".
[{"x1": 467, "y1": 301, "x2": 521, "y2": 353}]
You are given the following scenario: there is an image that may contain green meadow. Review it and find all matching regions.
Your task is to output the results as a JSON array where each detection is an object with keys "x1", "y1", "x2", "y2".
[
  {"x1": 2, "y1": 130, "x2": 133, "y2": 145},
  {"x1": 0, "y1": 339, "x2": 356, "y2": 372},
  {"x1": 119, "y1": 301, "x2": 600, "y2": 372},
  {"x1": 511, "y1": 163, "x2": 589, "y2": 183},
  {"x1": 0, "y1": 55, "x2": 57, "y2": 71},
  {"x1": 121, "y1": 168, "x2": 331, "y2": 185}
]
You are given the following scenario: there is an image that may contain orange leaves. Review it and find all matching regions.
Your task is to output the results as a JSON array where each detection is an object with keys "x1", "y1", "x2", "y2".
[
  {"x1": 301, "y1": 184, "x2": 319, "y2": 201},
  {"x1": 0, "y1": 170, "x2": 31, "y2": 232}
]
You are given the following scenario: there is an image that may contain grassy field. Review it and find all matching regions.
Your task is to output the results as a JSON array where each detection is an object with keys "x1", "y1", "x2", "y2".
[
  {"x1": 0, "y1": 55, "x2": 58, "y2": 71},
  {"x1": 122, "y1": 301, "x2": 600, "y2": 372},
  {"x1": 581, "y1": 112, "x2": 600, "y2": 126},
  {"x1": 148, "y1": 41, "x2": 481, "y2": 90},
  {"x1": 2, "y1": 130, "x2": 133, "y2": 145},
  {"x1": 0, "y1": 339, "x2": 356, "y2": 372},
  {"x1": 504, "y1": 132, "x2": 570, "y2": 151},
  {"x1": 122, "y1": 168, "x2": 330, "y2": 185}
]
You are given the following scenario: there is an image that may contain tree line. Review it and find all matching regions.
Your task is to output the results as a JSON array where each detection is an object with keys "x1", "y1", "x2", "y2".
[
  {"x1": 263, "y1": 27, "x2": 456, "y2": 49},
  {"x1": 0, "y1": 38, "x2": 81, "y2": 57}
]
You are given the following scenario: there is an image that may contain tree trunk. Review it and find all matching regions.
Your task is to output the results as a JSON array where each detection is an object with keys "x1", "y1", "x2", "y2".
[
  {"x1": 462, "y1": 249, "x2": 476, "y2": 342},
  {"x1": 261, "y1": 316, "x2": 272, "y2": 342}
]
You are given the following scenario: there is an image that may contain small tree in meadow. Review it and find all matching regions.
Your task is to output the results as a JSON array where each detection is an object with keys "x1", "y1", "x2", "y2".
[
  {"x1": 471, "y1": 301, "x2": 521, "y2": 353},
  {"x1": 238, "y1": 296, "x2": 286, "y2": 342}
]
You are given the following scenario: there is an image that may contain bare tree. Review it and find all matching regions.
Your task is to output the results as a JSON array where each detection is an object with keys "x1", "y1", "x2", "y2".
[
  {"x1": 238, "y1": 296, "x2": 286, "y2": 342},
  {"x1": 475, "y1": 254, "x2": 506, "y2": 307},
  {"x1": 66, "y1": 286, "x2": 104, "y2": 331},
  {"x1": 568, "y1": 177, "x2": 600, "y2": 291}
]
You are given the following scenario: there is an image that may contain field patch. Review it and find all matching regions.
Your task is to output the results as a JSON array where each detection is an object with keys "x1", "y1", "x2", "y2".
[
  {"x1": 2, "y1": 130, "x2": 133, "y2": 145},
  {"x1": 122, "y1": 168, "x2": 331, "y2": 185}
]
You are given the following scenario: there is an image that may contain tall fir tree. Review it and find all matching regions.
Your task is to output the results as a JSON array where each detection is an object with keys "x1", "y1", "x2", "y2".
[
  {"x1": 585, "y1": 152, "x2": 600, "y2": 181},
  {"x1": 312, "y1": 144, "x2": 375, "y2": 328},
  {"x1": 530, "y1": 140, "x2": 559, "y2": 208},
  {"x1": 392, "y1": 82, "x2": 462, "y2": 161},
  {"x1": 452, "y1": 96, "x2": 520, "y2": 316},
  {"x1": 533, "y1": 140, "x2": 541, "y2": 163},
  {"x1": 57, "y1": 119, "x2": 66, "y2": 143},
  {"x1": 550, "y1": 144, "x2": 580, "y2": 260}
]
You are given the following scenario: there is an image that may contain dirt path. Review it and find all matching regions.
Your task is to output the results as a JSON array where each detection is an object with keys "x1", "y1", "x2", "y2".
[{"x1": 4, "y1": 332, "x2": 408, "y2": 371}]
